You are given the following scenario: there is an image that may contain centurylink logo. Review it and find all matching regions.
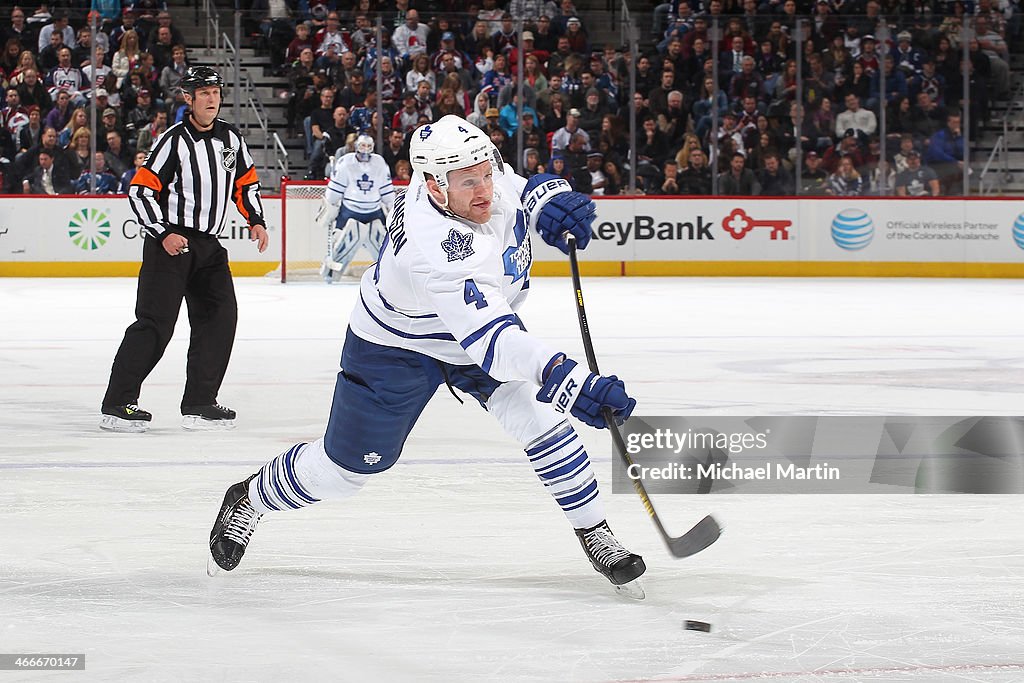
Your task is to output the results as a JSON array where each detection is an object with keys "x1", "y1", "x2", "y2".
[{"x1": 68, "y1": 208, "x2": 112, "y2": 251}]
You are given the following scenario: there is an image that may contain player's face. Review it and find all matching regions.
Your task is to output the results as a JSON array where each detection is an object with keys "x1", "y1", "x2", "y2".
[{"x1": 439, "y1": 160, "x2": 494, "y2": 224}]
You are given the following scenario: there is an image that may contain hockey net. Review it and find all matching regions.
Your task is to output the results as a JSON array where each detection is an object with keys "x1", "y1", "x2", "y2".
[
  {"x1": 280, "y1": 180, "x2": 335, "y2": 282},
  {"x1": 279, "y1": 179, "x2": 405, "y2": 283}
]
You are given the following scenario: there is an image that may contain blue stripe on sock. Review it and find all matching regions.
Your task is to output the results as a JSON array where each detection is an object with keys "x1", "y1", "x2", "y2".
[
  {"x1": 550, "y1": 474, "x2": 595, "y2": 499},
  {"x1": 558, "y1": 480, "x2": 599, "y2": 510},
  {"x1": 529, "y1": 433, "x2": 578, "y2": 464},
  {"x1": 278, "y1": 447, "x2": 312, "y2": 506},
  {"x1": 275, "y1": 458, "x2": 305, "y2": 510},
  {"x1": 257, "y1": 470, "x2": 282, "y2": 512},
  {"x1": 534, "y1": 445, "x2": 585, "y2": 477},
  {"x1": 283, "y1": 444, "x2": 319, "y2": 505},
  {"x1": 528, "y1": 433, "x2": 577, "y2": 463},
  {"x1": 537, "y1": 451, "x2": 589, "y2": 482},
  {"x1": 544, "y1": 460, "x2": 590, "y2": 488},
  {"x1": 525, "y1": 423, "x2": 573, "y2": 457},
  {"x1": 270, "y1": 460, "x2": 301, "y2": 510}
]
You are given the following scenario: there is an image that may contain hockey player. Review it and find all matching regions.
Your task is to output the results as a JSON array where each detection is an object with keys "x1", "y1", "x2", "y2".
[
  {"x1": 209, "y1": 115, "x2": 646, "y2": 597},
  {"x1": 316, "y1": 133, "x2": 395, "y2": 283}
]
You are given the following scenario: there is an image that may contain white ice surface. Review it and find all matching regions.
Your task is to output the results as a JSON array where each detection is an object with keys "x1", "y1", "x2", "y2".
[{"x1": 2, "y1": 276, "x2": 1023, "y2": 682}]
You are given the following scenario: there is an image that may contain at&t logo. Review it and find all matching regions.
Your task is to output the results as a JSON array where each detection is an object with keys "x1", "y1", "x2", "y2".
[
  {"x1": 831, "y1": 209, "x2": 874, "y2": 250},
  {"x1": 1012, "y1": 213, "x2": 1024, "y2": 250},
  {"x1": 68, "y1": 208, "x2": 111, "y2": 251}
]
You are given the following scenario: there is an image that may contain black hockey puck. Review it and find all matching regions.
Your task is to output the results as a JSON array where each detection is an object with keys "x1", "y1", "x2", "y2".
[{"x1": 684, "y1": 620, "x2": 712, "y2": 632}]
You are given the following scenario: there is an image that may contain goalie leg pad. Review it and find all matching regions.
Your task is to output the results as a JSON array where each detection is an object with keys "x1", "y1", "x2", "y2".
[
  {"x1": 364, "y1": 217, "x2": 386, "y2": 256},
  {"x1": 328, "y1": 219, "x2": 362, "y2": 272}
]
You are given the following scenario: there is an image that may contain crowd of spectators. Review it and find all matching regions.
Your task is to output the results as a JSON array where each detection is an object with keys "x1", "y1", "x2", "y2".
[
  {"x1": 1, "y1": 0, "x2": 1019, "y2": 196},
  {"x1": 0, "y1": 3, "x2": 186, "y2": 194},
  {"x1": 261, "y1": 0, "x2": 1016, "y2": 197}
]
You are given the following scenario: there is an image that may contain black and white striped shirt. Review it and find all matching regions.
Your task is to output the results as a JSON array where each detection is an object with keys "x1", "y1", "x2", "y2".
[{"x1": 129, "y1": 118, "x2": 264, "y2": 239}]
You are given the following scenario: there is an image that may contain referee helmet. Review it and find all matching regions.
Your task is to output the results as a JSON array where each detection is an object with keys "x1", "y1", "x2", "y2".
[{"x1": 179, "y1": 66, "x2": 225, "y2": 95}]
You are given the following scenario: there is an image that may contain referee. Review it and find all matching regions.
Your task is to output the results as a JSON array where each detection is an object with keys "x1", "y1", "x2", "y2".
[{"x1": 100, "y1": 66, "x2": 269, "y2": 433}]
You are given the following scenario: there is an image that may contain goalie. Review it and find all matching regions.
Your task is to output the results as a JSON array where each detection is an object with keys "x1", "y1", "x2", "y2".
[{"x1": 316, "y1": 134, "x2": 396, "y2": 283}]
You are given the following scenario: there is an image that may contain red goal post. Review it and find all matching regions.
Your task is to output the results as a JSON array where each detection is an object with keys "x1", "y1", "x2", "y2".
[{"x1": 280, "y1": 179, "x2": 327, "y2": 283}]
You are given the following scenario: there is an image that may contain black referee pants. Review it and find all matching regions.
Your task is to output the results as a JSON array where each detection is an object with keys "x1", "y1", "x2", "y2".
[{"x1": 102, "y1": 229, "x2": 238, "y2": 411}]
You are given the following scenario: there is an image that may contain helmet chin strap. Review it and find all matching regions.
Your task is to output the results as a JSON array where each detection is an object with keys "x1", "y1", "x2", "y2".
[{"x1": 425, "y1": 173, "x2": 451, "y2": 210}]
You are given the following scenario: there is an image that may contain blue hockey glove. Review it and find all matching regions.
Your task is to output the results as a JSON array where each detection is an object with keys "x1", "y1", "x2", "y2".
[
  {"x1": 522, "y1": 174, "x2": 596, "y2": 254},
  {"x1": 537, "y1": 356, "x2": 636, "y2": 429}
]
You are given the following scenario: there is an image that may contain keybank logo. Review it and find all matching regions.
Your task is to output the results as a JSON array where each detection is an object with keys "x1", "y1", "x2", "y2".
[
  {"x1": 592, "y1": 215, "x2": 714, "y2": 245},
  {"x1": 721, "y1": 208, "x2": 791, "y2": 240},
  {"x1": 1012, "y1": 213, "x2": 1024, "y2": 250},
  {"x1": 68, "y1": 208, "x2": 111, "y2": 250},
  {"x1": 831, "y1": 209, "x2": 874, "y2": 250}
]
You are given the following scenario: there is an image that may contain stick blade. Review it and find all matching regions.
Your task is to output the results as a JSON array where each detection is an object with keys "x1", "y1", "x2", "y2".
[{"x1": 667, "y1": 515, "x2": 722, "y2": 558}]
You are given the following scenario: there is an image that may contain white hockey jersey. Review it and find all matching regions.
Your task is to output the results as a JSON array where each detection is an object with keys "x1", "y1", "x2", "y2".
[
  {"x1": 348, "y1": 169, "x2": 558, "y2": 385},
  {"x1": 325, "y1": 152, "x2": 395, "y2": 215}
]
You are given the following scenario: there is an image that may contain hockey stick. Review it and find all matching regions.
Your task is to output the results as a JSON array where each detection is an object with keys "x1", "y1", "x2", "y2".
[
  {"x1": 319, "y1": 204, "x2": 340, "y2": 279},
  {"x1": 565, "y1": 234, "x2": 721, "y2": 558}
]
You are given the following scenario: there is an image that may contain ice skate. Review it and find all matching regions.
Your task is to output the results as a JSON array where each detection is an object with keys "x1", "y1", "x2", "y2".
[
  {"x1": 99, "y1": 404, "x2": 152, "y2": 433},
  {"x1": 576, "y1": 521, "x2": 647, "y2": 599},
  {"x1": 182, "y1": 403, "x2": 236, "y2": 430},
  {"x1": 208, "y1": 475, "x2": 262, "y2": 575}
]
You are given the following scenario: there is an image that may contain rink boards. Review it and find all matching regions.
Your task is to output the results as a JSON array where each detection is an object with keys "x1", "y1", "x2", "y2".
[{"x1": 2, "y1": 193, "x2": 1024, "y2": 277}]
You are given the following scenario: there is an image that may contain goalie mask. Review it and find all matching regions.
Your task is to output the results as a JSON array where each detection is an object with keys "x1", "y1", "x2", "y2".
[
  {"x1": 409, "y1": 115, "x2": 504, "y2": 209},
  {"x1": 355, "y1": 134, "x2": 374, "y2": 162}
]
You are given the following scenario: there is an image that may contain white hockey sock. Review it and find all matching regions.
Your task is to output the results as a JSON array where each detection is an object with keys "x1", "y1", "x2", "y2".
[
  {"x1": 524, "y1": 420, "x2": 606, "y2": 530},
  {"x1": 488, "y1": 381, "x2": 606, "y2": 530},
  {"x1": 248, "y1": 438, "x2": 370, "y2": 515}
]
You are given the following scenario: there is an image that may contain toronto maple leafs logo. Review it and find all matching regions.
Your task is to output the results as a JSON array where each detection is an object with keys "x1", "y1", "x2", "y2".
[
  {"x1": 356, "y1": 173, "x2": 374, "y2": 193},
  {"x1": 220, "y1": 147, "x2": 237, "y2": 172},
  {"x1": 441, "y1": 228, "x2": 475, "y2": 261},
  {"x1": 418, "y1": 125, "x2": 433, "y2": 141},
  {"x1": 502, "y1": 210, "x2": 531, "y2": 283}
]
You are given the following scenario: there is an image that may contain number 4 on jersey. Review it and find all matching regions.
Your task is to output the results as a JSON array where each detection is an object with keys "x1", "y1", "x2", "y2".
[{"x1": 464, "y1": 279, "x2": 488, "y2": 309}]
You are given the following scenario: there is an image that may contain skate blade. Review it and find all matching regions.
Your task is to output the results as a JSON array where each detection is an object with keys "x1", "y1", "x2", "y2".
[
  {"x1": 99, "y1": 415, "x2": 149, "y2": 433},
  {"x1": 182, "y1": 416, "x2": 236, "y2": 431},
  {"x1": 614, "y1": 579, "x2": 646, "y2": 600},
  {"x1": 206, "y1": 555, "x2": 222, "y2": 577}
]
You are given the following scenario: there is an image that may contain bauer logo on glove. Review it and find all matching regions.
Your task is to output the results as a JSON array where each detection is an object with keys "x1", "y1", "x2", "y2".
[
  {"x1": 522, "y1": 174, "x2": 597, "y2": 254},
  {"x1": 554, "y1": 377, "x2": 578, "y2": 413},
  {"x1": 538, "y1": 356, "x2": 636, "y2": 429}
]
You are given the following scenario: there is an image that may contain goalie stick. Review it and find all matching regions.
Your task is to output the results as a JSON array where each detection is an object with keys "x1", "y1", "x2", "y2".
[{"x1": 565, "y1": 233, "x2": 721, "y2": 558}]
